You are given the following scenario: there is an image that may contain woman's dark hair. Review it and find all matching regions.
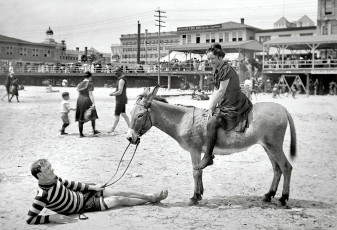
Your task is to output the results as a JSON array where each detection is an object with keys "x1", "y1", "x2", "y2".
[
  {"x1": 84, "y1": 71, "x2": 92, "y2": 78},
  {"x1": 206, "y1": 43, "x2": 226, "y2": 59}
]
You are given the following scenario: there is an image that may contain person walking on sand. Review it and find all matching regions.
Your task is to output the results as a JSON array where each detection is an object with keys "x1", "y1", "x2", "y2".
[
  {"x1": 109, "y1": 66, "x2": 130, "y2": 135},
  {"x1": 1, "y1": 72, "x2": 12, "y2": 102},
  {"x1": 60, "y1": 92, "x2": 76, "y2": 135},
  {"x1": 8, "y1": 76, "x2": 20, "y2": 102},
  {"x1": 26, "y1": 159, "x2": 168, "y2": 225},
  {"x1": 195, "y1": 43, "x2": 252, "y2": 170},
  {"x1": 75, "y1": 71, "x2": 100, "y2": 138}
]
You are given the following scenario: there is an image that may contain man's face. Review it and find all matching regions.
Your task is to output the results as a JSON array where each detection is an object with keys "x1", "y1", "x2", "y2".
[{"x1": 38, "y1": 161, "x2": 55, "y2": 180}]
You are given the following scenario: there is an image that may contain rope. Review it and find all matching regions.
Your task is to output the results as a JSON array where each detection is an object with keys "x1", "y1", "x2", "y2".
[{"x1": 79, "y1": 141, "x2": 140, "y2": 220}]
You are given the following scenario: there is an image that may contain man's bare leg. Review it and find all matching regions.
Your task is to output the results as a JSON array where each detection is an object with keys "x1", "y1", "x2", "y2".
[
  {"x1": 121, "y1": 113, "x2": 130, "y2": 127},
  {"x1": 109, "y1": 115, "x2": 120, "y2": 133},
  {"x1": 103, "y1": 189, "x2": 168, "y2": 203},
  {"x1": 103, "y1": 196, "x2": 154, "y2": 209}
]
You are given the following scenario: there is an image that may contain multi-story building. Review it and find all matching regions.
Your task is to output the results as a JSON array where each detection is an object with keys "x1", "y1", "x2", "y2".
[
  {"x1": 0, "y1": 27, "x2": 110, "y2": 72},
  {"x1": 176, "y1": 19, "x2": 258, "y2": 45},
  {"x1": 113, "y1": 19, "x2": 264, "y2": 63},
  {"x1": 112, "y1": 31, "x2": 179, "y2": 64},
  {"x1": 317, "y1": 0, "x2": 337, "y2": 34}
]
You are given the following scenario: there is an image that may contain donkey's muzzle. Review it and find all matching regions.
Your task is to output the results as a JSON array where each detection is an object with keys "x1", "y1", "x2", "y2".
[{"x1": 127, "y1": 137, "x2": 140, "y2": 145}]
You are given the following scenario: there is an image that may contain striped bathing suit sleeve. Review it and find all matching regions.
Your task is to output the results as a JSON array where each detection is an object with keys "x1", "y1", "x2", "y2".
[
  {"x1": 58, "y1": 177, "x2": 91, "y2": 192},
  {"x1": 26, "y1": 188, "x2": 50, "y2": 225}
]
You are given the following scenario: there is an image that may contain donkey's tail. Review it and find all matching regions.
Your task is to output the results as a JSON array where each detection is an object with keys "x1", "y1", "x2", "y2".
[{"x1": 285, "y1": 109, "x2": 297, "y2": 159}]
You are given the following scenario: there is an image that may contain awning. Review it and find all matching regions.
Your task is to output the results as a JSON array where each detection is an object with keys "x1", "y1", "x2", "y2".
[
  {"x1": 168, "y1": 40, "x2": 263, "y2": 54},
  {"x1": 263, "y1": 34, "x2": 337, "y2": 50}
]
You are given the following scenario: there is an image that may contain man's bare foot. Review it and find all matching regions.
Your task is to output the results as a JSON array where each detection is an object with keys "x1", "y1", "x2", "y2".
[
  {"x1": 151, "y1": 190, "x2": 168, "y2": 203},
  {"x1": 194, "y1": 154, "x2": 215, "y2": 170}
]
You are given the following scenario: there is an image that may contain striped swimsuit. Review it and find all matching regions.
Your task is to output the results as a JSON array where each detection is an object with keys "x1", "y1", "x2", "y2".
[{"x1": 26, "y1": 176, "x2": 91, "y2": 224}]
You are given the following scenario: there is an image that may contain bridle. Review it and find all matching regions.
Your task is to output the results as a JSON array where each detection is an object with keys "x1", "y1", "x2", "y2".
[{"x1": 135, "y1": 102, "x2": 153, "y2": 137}]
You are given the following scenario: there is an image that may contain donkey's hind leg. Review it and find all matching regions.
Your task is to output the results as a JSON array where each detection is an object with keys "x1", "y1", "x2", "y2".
[
  {"x1": 263, "y1": 146, "x2": 282, "y2": 203},
  {"x1": 264, "y1": 144, "x2": 293, "y2": 206},
  {"x1": 274, "y1": 149, "x2": 293, "y2": 206}
]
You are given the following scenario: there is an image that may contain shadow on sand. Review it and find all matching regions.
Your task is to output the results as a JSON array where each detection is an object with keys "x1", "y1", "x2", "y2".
[{"x1": 161, "y1": 195, "x2": 333, "y2": 210}]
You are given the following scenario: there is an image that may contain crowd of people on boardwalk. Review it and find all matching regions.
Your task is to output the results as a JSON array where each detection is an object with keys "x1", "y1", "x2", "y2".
[{"x1": 264, "y1": 54, "x2": 337, "y2": 69}]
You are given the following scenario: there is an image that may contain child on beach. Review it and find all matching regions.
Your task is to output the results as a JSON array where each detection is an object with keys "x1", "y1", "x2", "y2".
[{"x1": 60, "y1": 92, "x2": 75, "y2": 135}]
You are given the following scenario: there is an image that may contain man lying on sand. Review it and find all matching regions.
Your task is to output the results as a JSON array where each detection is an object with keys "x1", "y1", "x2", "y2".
[{"x1": 26, "y1": 159, "x2": 168, "y2": 225}]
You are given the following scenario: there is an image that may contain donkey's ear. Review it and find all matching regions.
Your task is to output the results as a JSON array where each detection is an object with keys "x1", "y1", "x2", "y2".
[
  {"x1": 150, "y1": 85, "x2": 160, "y2": 97},
  {"x1": 144, "y1": 85, "x2": 160, "y2": 108}
]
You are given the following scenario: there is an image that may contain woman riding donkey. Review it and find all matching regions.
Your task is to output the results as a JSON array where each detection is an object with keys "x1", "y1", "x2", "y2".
[{"x1": 196, "y1": 43, "x2": 253, "y2": 169}]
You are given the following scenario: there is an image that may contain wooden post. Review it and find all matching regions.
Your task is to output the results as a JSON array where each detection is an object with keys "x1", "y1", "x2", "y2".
[
  {"x1": 199, "y1": 74, "x2": 204, "y2": 90},
  {"x1": 306, "y1": 74, "x2": 310, "y2": 97},
  {"x1": 168, "y1": 74, "x2": 171, "y2": 90}
]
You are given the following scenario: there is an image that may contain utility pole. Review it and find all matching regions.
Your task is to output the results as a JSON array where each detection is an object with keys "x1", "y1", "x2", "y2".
[
  {"x1": 154, "y1": 8, "x2": 166, "y2": 85},
  {"x1": 145, "y1": 29, "x2": 148, "y2": 65},
  {"x1": 137, "y1": 21, "x2": 141, "y2": 64}
]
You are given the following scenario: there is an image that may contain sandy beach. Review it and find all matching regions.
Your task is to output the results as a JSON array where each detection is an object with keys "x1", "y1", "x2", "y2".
[{"x1": 0, "y1": 86, "x2": 336, "y2": 230}]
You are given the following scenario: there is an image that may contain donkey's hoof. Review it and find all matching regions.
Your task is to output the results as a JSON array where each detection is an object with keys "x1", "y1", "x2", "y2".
[
  {"x1": 279, "y1": 194, "x2": 289, "y2": 206},
  {"x1": 262, "y1": 195, "x2": 272, "y2": 202},
  {"x1": 263, "y1": 191, "x2": 276, "y2": 202},
  {"x1": 188, "y1": 197, "x2": 199, "y2": 206}
]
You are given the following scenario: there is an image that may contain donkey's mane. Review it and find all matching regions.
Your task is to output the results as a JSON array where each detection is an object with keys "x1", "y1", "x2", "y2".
[
  {"x1": 137, "y1": 94, "x2": 168, "y2": 103},
  {"x1": 137, "y1": 92, "x2": 195, "y2": 108}
]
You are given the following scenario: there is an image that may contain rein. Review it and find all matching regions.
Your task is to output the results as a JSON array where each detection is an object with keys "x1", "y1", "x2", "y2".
[{"x1": 79, "y1": 141, "x2": 140, "y2": 220}]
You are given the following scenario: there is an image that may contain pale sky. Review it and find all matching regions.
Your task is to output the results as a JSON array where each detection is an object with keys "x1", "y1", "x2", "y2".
[{"x1": 0, "y1": 0, "x2": 317, "y2": 53}]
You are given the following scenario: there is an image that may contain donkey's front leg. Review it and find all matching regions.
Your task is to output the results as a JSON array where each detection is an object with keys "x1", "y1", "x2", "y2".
[{"x1": 189, "y1": 150, "x2": 204, "y2": 205}]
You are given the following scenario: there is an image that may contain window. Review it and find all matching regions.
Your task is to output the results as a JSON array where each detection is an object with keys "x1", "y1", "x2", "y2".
[
  {"x1": 238, "y1": 31, "x2": 243, "y2": 41},
  {"x1": 232, "y1": 31, "x2": 237, "y2": 41},
  {"x1": 211, "y1": 33, "x2": 215, "y2": 43},
  {"x1": 6, "y1": 46, "x2": 13, "y2": 55},
  {"x1": 196, "y1": 34, "x2": 200, "y2": 43},
  {"x1": 19, "y1": 47, "x2": 27, "y2": 56},
  {"x1": 32, "y1": 48, "x2": 39, "y2": 57},
  {"x1": 182, "y1": 35, "x2": 186, "y2": 44},
  {"x1": 279, "y1": 34, "x2": 291, "y2": 37},
  {"x1": 187, "y1": 35, "x2": 191, "y2": 43},
  {"x1": 325, "y1": 0, "x2": 334, "y2": 15},
  {"x1": 224, "y1": 32, "x2": 229, "y2": 42},
  {"x1": 206, "y1": 33, "x2": 210, "y2": 43},
  {"x1": 219, "y1": 33, "x2": 223, "y2": 42},
  {"x1": 259, "y1": 36, "x2": 271, "y2": 43},
  {"x1": 44, "y1": 50, "x2": 51, "y2": 58}
]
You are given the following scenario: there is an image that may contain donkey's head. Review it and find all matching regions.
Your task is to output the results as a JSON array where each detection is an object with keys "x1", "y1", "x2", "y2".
[{"x1": 126, "y1": 85, "x2": 160, "y2": 144}]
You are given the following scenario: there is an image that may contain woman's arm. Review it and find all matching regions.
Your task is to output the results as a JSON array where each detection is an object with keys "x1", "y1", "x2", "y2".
[
  {"x1": 89, "y1": 91, "x2": 95, "y2": 107},
  {"x1": 208, "y1": 79, "x2": 229, "y2": 116}
]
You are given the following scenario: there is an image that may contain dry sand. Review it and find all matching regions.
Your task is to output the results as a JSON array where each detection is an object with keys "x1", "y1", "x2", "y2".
[{"x1": 0, "y1": 86, "x2": 336, "y2": 230}]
